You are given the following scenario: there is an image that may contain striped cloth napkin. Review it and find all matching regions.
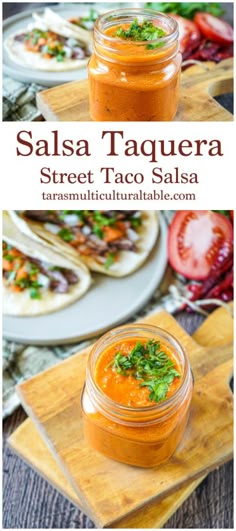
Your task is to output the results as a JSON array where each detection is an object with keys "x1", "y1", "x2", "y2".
[{"x1": 3, "y1": 75, "x2": 44, "y2": 121}]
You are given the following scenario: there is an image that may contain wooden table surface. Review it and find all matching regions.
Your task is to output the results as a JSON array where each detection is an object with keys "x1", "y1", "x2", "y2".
[{"x1": 3, "y1": 312, "x2": 233, "y2": 529}]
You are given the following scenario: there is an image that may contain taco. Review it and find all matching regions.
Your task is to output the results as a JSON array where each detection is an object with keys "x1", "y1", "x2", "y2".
[
  {"x1": 3, "y1": 211, "x2": 91, "y2": 316},
  {"x1": 9, "y1": 210, "x2": 159, "y2": 277},
  {"x1": 4, "y1": 8, "x2": 93, "y2": 72}
]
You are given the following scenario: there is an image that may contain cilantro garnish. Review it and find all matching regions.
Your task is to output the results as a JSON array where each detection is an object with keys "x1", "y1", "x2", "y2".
[
  {"x1": 80, "y1": 8, "x2": 98, "y2": 25},
  {"x1": 93, "y1": 211, "x2": 117, "y2": 226},
  {"x1": 56, "y1": 50, "x2": 66, "y2": 62},
  {"x1": 108, "y1": 340, "x2": 181, "y2": 403},
  {"x1": 104, "y1": 252, "x2": 115, "y2": 270},
  {"x1": 25, "y1": 28, "x2": 47, "y2": 44},
  {"x1": 57, "y1": 211, "x2": 141, "y2": 243},
  {"x1": 6, "y1": 271, "x2": 16, "y2": 285},
  {"x1": 30, "y1": 287, "x2": 41, "y2": 299},
  {"x1": 92, "y1": 211, "x2": 117, "y2": 239},
  {"x1": 93, "y1": 225, "x2": 104, "y2": 239},
  {"x1": 29, "y1": 263, "x2": 40, "y2": 275},
  {"x1": 3, "y1": 254, "x2": 14, "y2": 262},
  {"x1": 130, "y1": 216, "x2": 142, "y2": 228},
  {"x1": 115, "y1": 19, "x2": 166, "y2": 49},
  {"x1": 58, "y1": 228, "x2": 74, "y2": 242},
  {"x1": 14, "y1": 278, "x2": 42, "y2": 290}
]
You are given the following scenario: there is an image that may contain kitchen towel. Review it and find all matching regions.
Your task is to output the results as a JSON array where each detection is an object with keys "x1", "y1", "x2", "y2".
[{"x1": 3, "y1": 75, "x2": 44, "y2": 121}]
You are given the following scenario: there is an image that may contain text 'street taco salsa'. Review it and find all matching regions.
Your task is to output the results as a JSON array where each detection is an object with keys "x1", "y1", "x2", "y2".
[
  {"x1": 9, "y1": 210, "x2": 159, "y2": 277},
  {"x1": 2, "y1": 211, "x2": 91, "y2": 316}
]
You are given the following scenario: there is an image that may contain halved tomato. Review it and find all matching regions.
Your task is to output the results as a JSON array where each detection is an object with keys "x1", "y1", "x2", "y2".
[
  {"x1": 194, "y1": 13, "x2": 233, "y2": 46},
  {"x1": 169, "y1": 14, "x2": 201, "y2": 53},
  {"x1": 168, "y1": 211, "x2": 233, "y2": 280}
]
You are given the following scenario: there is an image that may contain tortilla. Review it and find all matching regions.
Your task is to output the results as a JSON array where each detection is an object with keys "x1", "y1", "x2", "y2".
[
  {"x1": 4, "y1": 8, "x2": 91, "y2": 72},
  {"x1": 33, "y1": 8, "x2": 92, "y2": 45},
  {"x1": 4, "y1": 35, "x2": 88, "y2": 71},
  {"x1": 3, "y1": 211, "x2": 91, "y2": 316},
  {"x1": 9, "y1": 210, "x2": 159, "y2": 277}
]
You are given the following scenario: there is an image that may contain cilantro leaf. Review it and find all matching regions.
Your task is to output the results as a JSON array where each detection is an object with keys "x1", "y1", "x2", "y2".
[
  {"x1": 3, "y1": 254, "x2": 14, "y2": 262},
  {"x1": 58, "y1": 228, "x2": 74, "y2": 242},
  {"x1": 109, "y1": 339, "x2": 181, "y2": 403},
  {"x1": 104, "y1": 252, "x2": 115, "y2": 270},
  {"x1": 30, "y1": 287, "x2": 42, "y2": 299},
  {"x1": 115, "y1": 18, "x2": 166, "y2": 49},
  {"x1": 6, "y1": 271, "x2": 16, "y2": 285}
]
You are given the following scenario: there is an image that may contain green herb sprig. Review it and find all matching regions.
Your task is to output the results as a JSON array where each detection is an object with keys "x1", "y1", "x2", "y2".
[
  {"x1": 80, "y1": 8, "x2": 98, "y2": 27},
  {"x1": 212, "y1": 210, "x2": 231, "y2": 218},
  {"x1": 58, "y1": 227, "x2": 74, "y2": 242},
  {"x1": 115, "y1": 19, "x2": 166, "y2": 49},
  {"x1": 92, "y1": 211, "x2": 117, "y2": 239},
  {"x1": 108, "y1": 340, "x2": 181, "y2": 403},
  {"x1": 24, "y1": 29, "x2": 47, "y2": 44},
  {"x1": 104, "y1": 252, "x2": 115, "y2": 270},
  {"x1": 14, "y1": 277, "x2": 43, "y2": 299},
  {"x1": 145, "y1": 3, "x2": 224, "y2": 20}
]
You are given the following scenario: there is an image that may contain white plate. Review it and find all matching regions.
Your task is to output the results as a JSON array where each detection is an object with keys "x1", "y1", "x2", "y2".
[
  {"x1": 3, "y1": 3, "x2": 130, "y2": 87},
  {"x1": 3, "y1": 214, "x2": 168, "y2": 345}
]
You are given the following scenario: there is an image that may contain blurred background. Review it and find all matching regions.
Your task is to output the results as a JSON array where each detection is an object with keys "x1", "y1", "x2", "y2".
[{"x1": 2, "y1": 2, "x2": 234, "y2": 21}]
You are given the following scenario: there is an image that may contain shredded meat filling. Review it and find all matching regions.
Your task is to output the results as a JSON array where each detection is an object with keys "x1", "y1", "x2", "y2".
[
  {"x1": 2, "y1": 240, "x2": 79, "y2": 297},
  {"x1": 23, "y1": 210, "x2": 142, "y2": 264}
]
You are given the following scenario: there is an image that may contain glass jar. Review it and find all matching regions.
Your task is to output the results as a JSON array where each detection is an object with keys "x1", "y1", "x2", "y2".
[
  {"x1": 88, "y1": 9, "x2": 181, "y2": 122},
  {"x1": 81, "y1": 324, "x2": 193, "y2": 468}
]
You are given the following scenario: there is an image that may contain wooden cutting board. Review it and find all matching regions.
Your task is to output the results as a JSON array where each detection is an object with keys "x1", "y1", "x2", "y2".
[
  {"x1": 15, "y1": 306, "x2": 233, "y2": 528},
  {"x1": 36, "y1": 58, "x2": 233, "y2": 121},
  {"x1": 9, "y1": 305, "x2": 233, "y2": 528},
  {"x1": 8, "y1": 419, "x2": 203, "y2": 528}
]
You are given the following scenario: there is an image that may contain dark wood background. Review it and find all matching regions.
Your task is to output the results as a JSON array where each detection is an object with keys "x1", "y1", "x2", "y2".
[{"x1": 3, "y1": 312, "x2": 233, "y2": 528}]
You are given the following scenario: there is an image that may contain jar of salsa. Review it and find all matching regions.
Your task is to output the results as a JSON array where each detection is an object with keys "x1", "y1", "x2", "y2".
[
  {"x1": 88, "y1": 9, "x2": 181, "y2": 121},
  {"x1": 81, "y1": 324, "x2": 193, "y2": 467}
]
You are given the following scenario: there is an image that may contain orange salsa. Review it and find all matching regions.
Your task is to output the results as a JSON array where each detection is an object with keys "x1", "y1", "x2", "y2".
[
  {"x1": 88, "y1": 11, "x2": 181, "y2": 121},
  {"x1": 82, "y1": 326, "x2": 193, "y2": 467},
  {"x1": 95, "y1": 338, "x2": 182, "y2": 407}
]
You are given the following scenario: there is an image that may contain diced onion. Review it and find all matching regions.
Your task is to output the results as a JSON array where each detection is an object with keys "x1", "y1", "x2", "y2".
[
  {"x1": 96, "y1": 256, "x2": 106, "y2": 264},
  {"x1": 40, "y1": 260, "x2": 51, "y2": 269},
  {"x1": 41, "y1": 45, "x2": 48, "y2": 54},
  {"x1": 82, "y1": 21, "x2": 94, "y2": 30},
  {"x1": 37, "y1": 273, "x2": 50, "y2": 289},
  {"x1": 67, "y1": 38, "x2": 79, "y2": 47},
  {"x1": 82, "y1": 225, "x2": 91, "y2": 235},
  {"x1": 127, "y1": 228, "x2": 139, "y2": 242},
  {"x1": 63, "y1": 45, "x2": 73, "y2": 58},
  {"x1": 24, "y1": 261, "x2": 33, "y2": 273},
  {"x1": 45, "y1": 223, "x2": 60, "y2": 234},
  {"x1": 63, "y1": 214, "x2": 79, "y2": 226}
]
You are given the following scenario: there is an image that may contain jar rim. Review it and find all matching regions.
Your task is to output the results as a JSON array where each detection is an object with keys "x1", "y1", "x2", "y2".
[
  {"x1": 94, "y1": 8, "x2": 179, "y2": 47},
  {"x1": 87, "y1": 323, "x2": 190, "y2": 417}
]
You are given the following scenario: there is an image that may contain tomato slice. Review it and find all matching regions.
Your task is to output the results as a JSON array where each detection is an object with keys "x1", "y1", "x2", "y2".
[
  {"x1": 170, "y1": 14, "x2": 201, "y2": 53},
  {"x1": 194, "y1": 13, "x2": 233, "y2": 45},
  {"x1": 168, "y1": 211, "x2": 233, "y2": 280}
]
